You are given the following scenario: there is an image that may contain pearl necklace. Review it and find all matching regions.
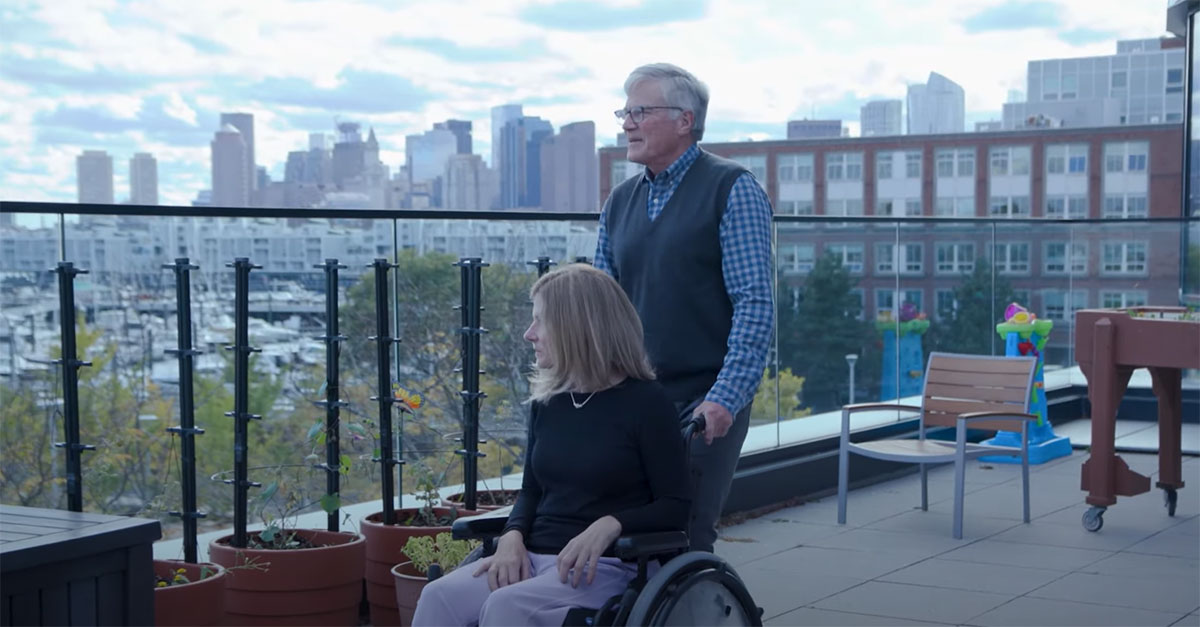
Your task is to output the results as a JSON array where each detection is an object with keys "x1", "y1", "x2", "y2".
[{"x1": 569, "y1": 391, "x2": 597, "y2": 409}]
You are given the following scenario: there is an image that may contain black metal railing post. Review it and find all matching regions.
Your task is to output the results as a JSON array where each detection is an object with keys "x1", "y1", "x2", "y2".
[
  {"x1": 368, "y1": 258, "x2": 403, "y2": 525},
  {"x1": 51, "y1": 261, "x2": 94, "y2": 512},
  {"x1": 527, "y1": 256, "x2": 555, "y2": 277},
  {"x1": 164, "y1": 258, "x2": 205, "y2": 562},
  {"x1": 224, "y1": 258, "x2": 262, "y2": 548},
  {"x1": 454, "y1": 258, "x2": 489, "y2": 512},
  {"x1": 314, "y1": 259, "x2": 348, "y2": 532},
  {"x1": 574, "y1": 256, "x2": 591, "y2": 265}
]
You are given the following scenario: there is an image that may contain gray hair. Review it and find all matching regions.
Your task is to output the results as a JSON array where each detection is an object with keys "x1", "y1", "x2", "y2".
[{"x1": 623, "y1": 63, "x2": 709, "y2": 142}]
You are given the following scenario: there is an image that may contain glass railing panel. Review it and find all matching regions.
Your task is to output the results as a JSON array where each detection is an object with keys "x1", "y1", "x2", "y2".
[
  {"x1": 0, "y1": 211, "x2": 68, "y2": 510},
  {"x1": 772, "y1": 219, "x2": 892, "y2": 448}
]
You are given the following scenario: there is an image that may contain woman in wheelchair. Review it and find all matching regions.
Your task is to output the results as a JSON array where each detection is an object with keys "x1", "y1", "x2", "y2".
[{"x1": 413, "y1": 263, "x2": 691, "y2": 626}]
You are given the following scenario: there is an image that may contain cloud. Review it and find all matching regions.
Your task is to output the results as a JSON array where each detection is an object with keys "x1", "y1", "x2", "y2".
[
  {"x1": 1058, "y1": 27, "x2": 1120, "y2": 46},
  {"x1": 519, "y1": 0, "x2": 709, "y2": 32},
  {"x1": 179, "y1": 33, "x2": 230, "y2": 55},
  {"x1": 385, "y1": 35, "x2": 549, "y2": 64},
  {"x1": 962, "y1": 1, "x2": 1063, "y2": 33},
  {"x1": 243, "y1": 69, "x2": 434, "y2": 114},
  {"x1": 36, "y1": 95, "x2": 210, "y2": 146},
  {"x1": 2, "y1": 54, "x2": 157, "y2": 92}
]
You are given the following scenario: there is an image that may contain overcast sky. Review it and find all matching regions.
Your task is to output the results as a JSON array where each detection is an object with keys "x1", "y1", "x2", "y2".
[{"x1": 0, "y1": 0, "x2": 1172, "y2": 206}]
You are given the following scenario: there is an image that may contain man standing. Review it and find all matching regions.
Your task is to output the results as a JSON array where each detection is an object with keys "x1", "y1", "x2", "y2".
[{"x1": 594, "y1": 63, "x2": 774, "y2": 553}]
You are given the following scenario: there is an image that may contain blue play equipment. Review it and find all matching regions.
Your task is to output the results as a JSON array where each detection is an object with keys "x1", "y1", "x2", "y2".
[
  {"x1": 979, "y1": 314, "x2": 1072, "y2": 464},
  {"x1": 878, "y1": 317, "x2": 929, "y2": 401}
]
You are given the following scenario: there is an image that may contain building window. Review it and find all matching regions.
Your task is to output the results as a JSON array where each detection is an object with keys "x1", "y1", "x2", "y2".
[
  {"x1": 1101, "y1": 241, "x2": 1148, "y2": 275},
  {"x1": 874, "y1": 289, "x2": 924, "y2": 318},
  {"x1": 827, "y1": 152, "x2": 863, "y2": 181},
  {"x1": 935, "y1": 288, "x2": 956, "y2": 320},
  {"x1": 875, "y1": 242, "x2": 923, "y2": 274},
  {"x1": 778, "y1": 200, "x2": 815, "y2": 216},
  {"x1": 958, "y1": 150, "x2": 975, "y2": 177},
  {"x1": 876, "y1": 153, "x2": 893, "y2": 179},
  {"x1": 1112, "y1": 71, "x2": 1127, "y2": 89},
  {"x1": 1047, "y1": 143, "x2": 1087, "y2": 175},
  {"x1": 1046, "y1": 194, "x2": 1087, "y2": 219},
  {"x1": 935, "y1": 196, "x2": 974, "y2": 218},
  {"x1": 1103, "y1": 194, "x2": 1149, "y2": 219},
  {"x1": 904, "y1": 199, "x2": 921, "y2": 216},
  {"x1": 905, "y1": 151, "x2": 921, "y2": 178},
  {"x1": 1167, "y1": 67, "x2": 1184, "y2": 94},
  {"x1": 989, "y1": 146, "x2": 1031, "y2": 176},
  {"x1": 611, "y1": 159, "x2": 632, "y2": 189},
  {"x1": 1101, "y1": 290, "x2": 1148, "y2": 308},
  {"x1": 1047, "y1": 146, "x2": 1065, "y2": 174},
  {"x1": 731, "y1": 154, "x2": 767, "y2": 181},
  {"x1": 780, "y1": 244, "x2": 815, "y2": 274},
  {"x1": 778, "y1": 153, "x2": 814, "y2": 183},
  {"x1": 993, "y1": 242, "x2": 1031, "y2": 274},
  {"x1": 936, "y1": 242, "x2": 975, "y2": 274},
  {"x1": 935, "y1": 150, "x2": 955, "y2": 177},
  {"x1": 1104, "y1": 141, "x2": 1149, "y2": 173},
  {"x1": 826, "y1": 243, "x2": 864, "y2": 273},
  {"x1": 1043, "y1": 289, "x2": 1088, "y2": 321},
  {"x1": 826, "y1": 198, "x2": 864, "y2": 217},
  {"x1": 989, "y1": 196, "x2": 1030, "y2": 217}
]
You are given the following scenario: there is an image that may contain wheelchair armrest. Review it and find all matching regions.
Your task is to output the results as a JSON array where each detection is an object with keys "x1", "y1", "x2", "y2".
[
  {"x1": 613, "y1": 531, "x2": 689, "y2": 561},
  {"x1": 450, "y1": 506, "x2": 513, "y2": 541}
]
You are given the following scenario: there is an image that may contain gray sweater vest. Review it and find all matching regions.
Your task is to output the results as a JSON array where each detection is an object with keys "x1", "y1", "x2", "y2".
[{"x1": 605, "y1": 150, "x2": 748, "y2": 404}]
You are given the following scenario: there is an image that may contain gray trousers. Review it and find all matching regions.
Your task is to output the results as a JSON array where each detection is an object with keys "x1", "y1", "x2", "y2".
[{"x1": 678, "y1": 400, "x2": 752, "y2": 553}]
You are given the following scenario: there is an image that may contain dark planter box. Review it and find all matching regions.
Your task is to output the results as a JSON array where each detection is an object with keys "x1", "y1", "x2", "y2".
[{"x1": 1, "y1": 504, "x2": 161, "y2": 626}]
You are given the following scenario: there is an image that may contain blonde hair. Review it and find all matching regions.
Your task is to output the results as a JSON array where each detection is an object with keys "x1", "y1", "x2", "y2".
[{"x1": 527, "y1": 264, "x2": 655, "y2": 403}]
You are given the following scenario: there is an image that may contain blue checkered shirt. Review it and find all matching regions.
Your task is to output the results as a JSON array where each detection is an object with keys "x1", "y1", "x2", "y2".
[{"x1": 595, "y1": 144, "x2": 775, "y2": 415}]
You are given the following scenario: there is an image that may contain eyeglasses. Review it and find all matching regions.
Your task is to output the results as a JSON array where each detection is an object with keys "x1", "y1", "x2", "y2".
[{"x1": 613, "y1": 105, "x2": 684, "y2": 124}]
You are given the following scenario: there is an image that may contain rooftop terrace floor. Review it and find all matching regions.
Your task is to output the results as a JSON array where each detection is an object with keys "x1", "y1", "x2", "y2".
[{"x1": 714, "y1": 450, "x2": 1200, "y2": 627}]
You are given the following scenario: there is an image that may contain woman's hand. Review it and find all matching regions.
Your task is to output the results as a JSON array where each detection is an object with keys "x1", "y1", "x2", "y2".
[
  {"x1": 557, "y1": 515, "x2": 622, "y2": 588},
  {"x1": 473, "y1": 530, "x2": 531, "y2": 591}
]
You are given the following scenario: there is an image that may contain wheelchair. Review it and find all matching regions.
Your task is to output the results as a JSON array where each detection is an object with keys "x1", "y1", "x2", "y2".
[{"x1": 448, "y1": 416, "x2": 763, "y2": 626}]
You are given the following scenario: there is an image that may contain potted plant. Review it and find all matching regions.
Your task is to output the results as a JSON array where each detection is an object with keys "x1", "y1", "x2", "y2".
[
  {"x1": 363, "y1": 464, "x2": 479, "y2": 626},
  {"x1": 390, "y1": 532, "x2": 479, "y2": 624},
  {"x1": 208, "y1": 465, "x2": 366, "y2": 626},
  {"x1": 440, "y1": 486, "x2": 520, "y2": 512},
  {"x1": 153, "y1": 560, "x2": 229, "y2": 626}
]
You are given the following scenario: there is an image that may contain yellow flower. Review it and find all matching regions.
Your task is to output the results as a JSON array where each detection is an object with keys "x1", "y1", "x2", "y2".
[{"x1": 157, "y1": 581, "x2": 168, "y2": 588}]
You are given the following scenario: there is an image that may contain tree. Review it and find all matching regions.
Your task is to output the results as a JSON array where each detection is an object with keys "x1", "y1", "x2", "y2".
[
  {"x1": 927, "y1": 258, "x2": 1015, "y2": 356},
  {"x1": 777, "y1": 253, "x2": 878, "y2": 414},
  {"x1": 750, "y1": 367, "x2": 811, "y2": 425}
]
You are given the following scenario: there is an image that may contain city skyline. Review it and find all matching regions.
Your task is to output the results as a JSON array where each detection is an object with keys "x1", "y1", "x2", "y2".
[{"x1": 1, "y1": 0, "x2": 1169, "y2": 206}]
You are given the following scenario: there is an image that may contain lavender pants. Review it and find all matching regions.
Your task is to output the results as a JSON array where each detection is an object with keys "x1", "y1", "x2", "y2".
[{"x1": 412, "y1": 552, "x2": 641, "y2": 626}]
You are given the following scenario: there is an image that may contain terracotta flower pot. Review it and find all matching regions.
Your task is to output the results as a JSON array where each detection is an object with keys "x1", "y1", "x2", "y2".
[
  {"x1": 390, "y1": 561, "x2": 429, "y2": 626},
  {"x1": 361, "y1": 508, "x2": 477, "y2": 627},
  {"x1": 440, "y1": 489, "x2": 519, "y2": 512},
  {"x1": 153, "y1": 560, "x2": 226, "y2": 626},
  {"x1": 209, "y1": 529, "x2": 365, "y2": 626}
]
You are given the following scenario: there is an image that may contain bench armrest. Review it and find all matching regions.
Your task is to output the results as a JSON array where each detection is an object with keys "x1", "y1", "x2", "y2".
[
  {"x1": 842, "y1": 403, "x2": 922, "y2": 414},
  {"x1": 957, "y1": 411, "x2": 1037, "y2": 425}
]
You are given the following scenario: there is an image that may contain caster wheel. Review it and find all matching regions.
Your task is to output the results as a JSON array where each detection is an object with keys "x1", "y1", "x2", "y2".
[
  {"x1": 1082, "y1": 506, "x2": 1105, "y2": 532},
  {"x1": 1164, "y1": 488, "x2": 1178, "y2": 517}
]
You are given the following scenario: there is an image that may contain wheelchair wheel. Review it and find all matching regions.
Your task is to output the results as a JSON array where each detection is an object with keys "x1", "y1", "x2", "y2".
[{"x1": 623, "y1": 552, "x2": 761, "y2": 626}]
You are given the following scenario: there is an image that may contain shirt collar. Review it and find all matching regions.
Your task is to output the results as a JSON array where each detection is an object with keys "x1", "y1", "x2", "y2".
[{"x1": 642, "y1": 144, "x2": 700, "y2": 187}]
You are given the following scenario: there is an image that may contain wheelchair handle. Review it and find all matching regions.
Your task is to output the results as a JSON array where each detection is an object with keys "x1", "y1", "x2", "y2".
[{"x1": 682, "y1": 414, "x2": 706, "y2": 441}]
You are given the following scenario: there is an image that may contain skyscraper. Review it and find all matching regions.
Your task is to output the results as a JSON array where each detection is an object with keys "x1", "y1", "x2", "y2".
[
  {"x1": 332, "y1": 122, "x2": 365, "y2": 186},
  {"x1": 434, "y1": 119, "x2": 473, "y2": 155},
  {"x1": 540, "y1": 121, "x2": 597, "y2": 212},
  {"x1": 444, "y1": 154, "x2": 495, "y2": 211},
  {"x1": 491, "y1": 103, "x2": 523, "y2": 169},
  {"x1": 77, "y1": 150, "x2": 114, "y2": 204},
  {"x1": 860, "y1": 100, "x2": 903, "y2": 136},
  {"x1": 498, "y1": 115, "x2": 552, "y2": 208},
  {"x1": 406, "y1": 127, "x2": 458, "y2": 208},
  {"x1": 906, "y1": 72, "x2": 965, "y2": 134},
  {"x1": 129, "y1": 152, "x2": 158, "y2": 205},
  {"x1": 220, "y1": 113, "x2": 256, "y2": 193},
  {"x1": 211, "y1": 124, "x2": 250, "y2": 207}
]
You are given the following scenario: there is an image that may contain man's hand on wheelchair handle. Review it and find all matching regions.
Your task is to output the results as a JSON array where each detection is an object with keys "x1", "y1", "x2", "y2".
[
  {"x1": 473, "y1": 529, "x2": 531, "y2": 591},
  {"x1": 694, "y1": 401, "x2": 733, "y2": 445},
  {"x1": 557, "y1": 515, "x2": 622, "y2": 588}
]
